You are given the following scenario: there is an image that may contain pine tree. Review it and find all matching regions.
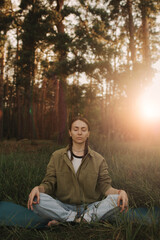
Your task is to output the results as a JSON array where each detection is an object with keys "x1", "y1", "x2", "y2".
[
  {"x1": 17, "y1": 0, "x2": 55, "y2": 138},
  {"x1": 0, "y1": 0, "x2": 13, "y2": 139}
]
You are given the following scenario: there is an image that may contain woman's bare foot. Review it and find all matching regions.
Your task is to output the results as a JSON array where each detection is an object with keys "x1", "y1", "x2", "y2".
[
  {"x1": 48, "y1": 219, "x2": 60, "y2": 226},
  {"x1": 75, "y1": 217, "x2": 87, "y2": 223}
]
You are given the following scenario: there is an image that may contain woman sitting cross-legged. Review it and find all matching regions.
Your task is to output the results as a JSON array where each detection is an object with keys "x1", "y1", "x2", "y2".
[{"x1": 27, "y1": 116, "x2": 128, "y2": 226}]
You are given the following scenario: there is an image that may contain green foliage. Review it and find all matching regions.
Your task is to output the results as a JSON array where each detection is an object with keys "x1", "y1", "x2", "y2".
[
  {"x1": 62, "y1": 6, "x2": 80, "y2": 18},
  {"x1": 20, "y1": 0, "x2": 37, "y2": 9},
  {"x1": 88, "y1": 6, "x2": 109, "y2": 25},
  {"x1": 53, "y1": 32, "x2": 72, "y2": 53},
  {"x1": 109, "y1": 0, "x2": 121, "y2": 18},
  {"x1": 0, "y1": 0, "x2": 13, "y2": 33},
  {"x1": 67, "y1": 84, "x2": 86, "y2": 117},
  {"x1": 0, "y1": 0, "x2": 5, "y2": 7},
  {"x1": 0, "y1": 14, "x2": 13, "y2": 32},
  {"x1": 138, "y1": 0, "x2": 158, "y2": 16}
]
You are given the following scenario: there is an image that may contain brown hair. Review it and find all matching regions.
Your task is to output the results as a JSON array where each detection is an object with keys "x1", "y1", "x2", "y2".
[
  {"x1": 69, "y1": 116, "x2": 90, "y2": 131},
  {"x1": 68, "y1": 116, "x2": 90, "y2": 160}
]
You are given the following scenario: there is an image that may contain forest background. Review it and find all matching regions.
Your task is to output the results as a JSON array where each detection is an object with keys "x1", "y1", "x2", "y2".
[{"x1": 0, "y1": 0, "x2": 160, "y2": 144}]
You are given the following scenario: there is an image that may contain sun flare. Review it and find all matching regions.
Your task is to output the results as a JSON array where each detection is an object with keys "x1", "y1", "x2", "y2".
[
  {"x1": 140, "y1": 99, "x2": 160, "y2": 120},
  {"x1": 139, "y1": 82, "x2": 160, "y2": 122}
]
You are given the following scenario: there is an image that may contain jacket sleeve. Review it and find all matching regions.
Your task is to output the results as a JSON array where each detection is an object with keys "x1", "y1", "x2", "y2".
[
  {"x1": 97, "y1": 159, "x2": 112, "y2": 195},
  {"x1": 39, "y1": 153, "x2": 57, "y2": 195}
]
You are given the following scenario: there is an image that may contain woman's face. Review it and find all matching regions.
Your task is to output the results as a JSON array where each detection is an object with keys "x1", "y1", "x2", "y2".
[{"x1": 69, "y1": 120, "x2": 90, "y2": 144}]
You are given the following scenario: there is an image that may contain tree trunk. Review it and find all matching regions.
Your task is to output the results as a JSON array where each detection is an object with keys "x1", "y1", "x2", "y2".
[
  {"x1": 0, "y1": 45, "x2": 4, "y2": 140},
  {"x1": 126, "y1": 0, "x2": 138, "y2": 124},
  {"x1": 41, "y1": 78, "x2": 46, "y2": 138},
  {"x1": 55, "y1": 78, "x2": 59, "y2": 125},
  {"x1": 16, "y1": 87, "x2": 21, "y2": 139},
  {"x1": 127, "y1": 0, "x2": 136, "y2": 65},
  {"x1": 58, "y1": 80, "x2": 67, "y2": 143},
  {"x1": 56, "y1": 0, "x2": 67, "y2": 144},
  {"x1": 15, "y1": 26, "x2": 22, "y2": 139},
  {"x1": 140, "y1": 1, "x2": 151, "y2": 83}
]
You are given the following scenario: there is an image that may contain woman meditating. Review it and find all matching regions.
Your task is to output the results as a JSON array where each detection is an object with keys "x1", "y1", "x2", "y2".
[{"x1": 27, "y1": 116, "x2": 128, "y2": 226}]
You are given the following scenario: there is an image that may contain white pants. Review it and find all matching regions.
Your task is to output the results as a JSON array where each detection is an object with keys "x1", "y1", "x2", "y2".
[{"x1": 33, "y1": 193, "x2": 119, "y2": 223}]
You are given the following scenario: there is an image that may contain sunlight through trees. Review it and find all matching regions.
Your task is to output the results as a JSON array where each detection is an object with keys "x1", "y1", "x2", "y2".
[{"x1": 0, "y1": 0, "x2": 160, "y2": 141}]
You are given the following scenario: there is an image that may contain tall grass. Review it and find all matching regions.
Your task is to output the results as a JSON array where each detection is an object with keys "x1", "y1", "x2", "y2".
[
  {"x1": 90, "y1": 136, "x2": 160, "y2": 208},
  {"x1": 0, "y1": 139, "x2": 160, "y2": 240}
]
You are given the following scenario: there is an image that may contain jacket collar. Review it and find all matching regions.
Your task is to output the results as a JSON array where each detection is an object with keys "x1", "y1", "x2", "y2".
[{"x1": 63, "y1": 145, "x2": 94, "y2": 157}]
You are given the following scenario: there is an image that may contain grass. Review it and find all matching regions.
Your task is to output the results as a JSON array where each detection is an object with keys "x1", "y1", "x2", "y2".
[{"x1": 0, "y1": 139, "x2": 160, "y2": 239}]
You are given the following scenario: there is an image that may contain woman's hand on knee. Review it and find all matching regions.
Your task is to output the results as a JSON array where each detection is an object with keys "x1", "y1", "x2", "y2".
[
  {"x1": 27, "y1": 186, "x2": 40, "y2": 210},
  {"x1": 117, "y1": 190, "x2": 128, "y2": 212}
]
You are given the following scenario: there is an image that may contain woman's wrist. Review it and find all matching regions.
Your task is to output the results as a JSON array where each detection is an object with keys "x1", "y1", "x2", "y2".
[{"x1": 38, "y1": 185, "x2": 45, "y2": 192}]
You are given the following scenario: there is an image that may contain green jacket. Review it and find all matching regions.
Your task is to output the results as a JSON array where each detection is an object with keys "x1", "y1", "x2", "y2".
[{"x1": 39, "y1": 146, "x2": 111, "y2": 205}]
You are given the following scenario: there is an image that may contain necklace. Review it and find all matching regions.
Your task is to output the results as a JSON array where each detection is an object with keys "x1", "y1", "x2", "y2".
[{"x1": 72, "y1": 149, "x2": 84, "y2": 152}]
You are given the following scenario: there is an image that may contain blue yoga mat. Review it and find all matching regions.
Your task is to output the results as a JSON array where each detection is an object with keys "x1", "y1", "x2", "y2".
[
  {"x1": 0, "y1": 201, "x2": 48, "y2": 229},
  {"x1": 0, "y1": 201, "x2": 160, "y2": 228},
  {"x1": 101, "y1": 205, "x2": 160, "y2": 225}
]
